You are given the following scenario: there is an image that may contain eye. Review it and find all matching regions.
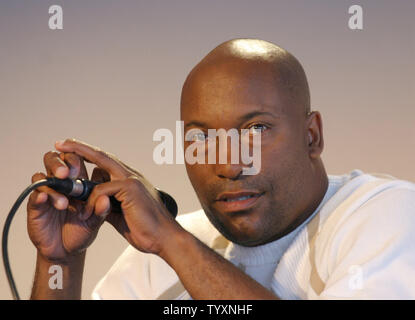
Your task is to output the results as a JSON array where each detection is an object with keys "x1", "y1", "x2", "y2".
[
  {"x1": 192, "y1": 132, "x2": 207, "y2": 141},
  {"x1": 186, "y1": 129, "x2": 207, "y2": 142},
  {"x1": 248, "y1": 123, "x2": 268, "y2": 135}
]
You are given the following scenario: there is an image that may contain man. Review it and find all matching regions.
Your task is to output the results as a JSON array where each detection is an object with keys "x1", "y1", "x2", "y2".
[{"x1": 28, "y1": 39, "x2": 415, "y2": 299}]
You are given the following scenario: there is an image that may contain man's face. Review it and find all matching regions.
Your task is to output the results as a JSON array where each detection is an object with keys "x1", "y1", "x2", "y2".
[{"x1": 181, "y1": 60, "x2": 312, "y2": 246}]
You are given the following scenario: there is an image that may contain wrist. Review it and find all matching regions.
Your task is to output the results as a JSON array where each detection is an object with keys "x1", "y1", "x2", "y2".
[
  {"x1": 32, "y1": 250, "x2": 86, "y2": 300},
  {"x1": 37, "y1": 250, "x2": 86, "y2": 266},
  {"x1": 158, "y1": 226, "x2": 196, "y2": 265}
]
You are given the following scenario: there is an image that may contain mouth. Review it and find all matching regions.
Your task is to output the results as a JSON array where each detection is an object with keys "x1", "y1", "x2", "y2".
[{"x1": 214, "y1": 191, "x2": 265, "y2": 213}]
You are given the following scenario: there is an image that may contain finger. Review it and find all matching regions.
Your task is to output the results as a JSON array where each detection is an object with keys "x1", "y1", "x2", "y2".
[
  {"x1": 27, "y1": 189, "x2": 48, "y2": 214},
  {"x1": 83, "y1": 178, "x2": 148, "y2": 221},
  {"x1": 55, "y1": 139, "x2": 129, "y2": 179},
  {"x1": 31, "y1": 172, "x2": 68, "y2": 210},
  {"x1": 83, "y1": 168, "x2": 115, "y2": 220},
  {"x1": 116, "y1": 160, "x2": 143, "y2": 179},
  {"x1": 60, "y1": 152, "x2": 88, "y2": 179},
  {"x1": 31, "y1": 171, "x2": 47, "y2": 184},
  {"x1": 43, "y1": 151, "x2": 69, "y2": 179},
  {"x1": 94, "y1": 195, "x2": 111, "y2": 216},
  {"x1": 105, "y1": 211, "x2": 130, "y2": 241},
  {"x1": 84, "y1": 195, "x2": 111, "y2": 231},
  {"x1": 82, "y1": 179, "x2": 127, "y2": 220}
]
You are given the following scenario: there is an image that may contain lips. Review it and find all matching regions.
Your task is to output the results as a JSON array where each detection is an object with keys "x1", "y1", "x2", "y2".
[{"x1": 214, "y1": 191, "x2": 264, "y2": 213}]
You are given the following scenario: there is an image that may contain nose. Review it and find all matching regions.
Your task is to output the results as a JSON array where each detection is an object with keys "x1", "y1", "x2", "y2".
[
  {"x1": 215, "y1": 163, "x2": 243, "y2": 180},
  {"x1": 214, "y1": 132, "x2": 243, "y2": 180}
]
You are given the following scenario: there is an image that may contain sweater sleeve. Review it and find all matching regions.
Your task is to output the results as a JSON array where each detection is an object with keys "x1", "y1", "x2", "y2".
[
  {"x1": 316, "y1": 187, "x2": 415, "y2": 299},
  {"x1": 91, "y1": 209, "x2": 220, "y2": 299}
]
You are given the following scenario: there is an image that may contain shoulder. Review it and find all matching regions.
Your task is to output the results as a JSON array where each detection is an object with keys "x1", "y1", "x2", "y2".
[
  {"x1": 314, "y1": 175, "x2": 415, "y2": 298},
  {"x1": 319, "y1": 176, "x2": 415, "y2": 246}
]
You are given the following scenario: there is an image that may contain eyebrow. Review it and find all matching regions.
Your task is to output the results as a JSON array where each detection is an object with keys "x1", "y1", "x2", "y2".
[
  {"x1": 238, "y1": 111, "x2": 279, "y2": 123},
  {"x1": 184, "y1": 120, "x2": 208, "y2": 130},
  {"x1": 184, "y1": 110, "x2": 279, "y2": 129}
]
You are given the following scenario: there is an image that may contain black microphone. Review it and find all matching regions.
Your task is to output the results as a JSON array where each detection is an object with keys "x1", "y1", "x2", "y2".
[{"x1": 46, "y1": 177, "x2": 178, "y2": 218}]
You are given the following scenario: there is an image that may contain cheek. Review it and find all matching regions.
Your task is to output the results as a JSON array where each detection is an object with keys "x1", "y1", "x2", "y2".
[
  {"x1": 261, "y1": 127, "x2": 308, "y2": 168},
  {"x1": 259, "y1": 138, "x2": 291, "y2": 175},
  {"x1": 185, "y1": 164, "x2": 210, "y2": 195},
  {"x1": 259, "y1": 136, "x2": 308, "y2": 196}
]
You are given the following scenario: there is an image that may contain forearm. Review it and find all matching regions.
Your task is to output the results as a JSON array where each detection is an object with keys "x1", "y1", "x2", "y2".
[
  {"x1": 30, "y1": 251, "x2": 86, "y2": 300},
  {"x1": 160, "y1": 230, "x2": 279, "y2": 300}
]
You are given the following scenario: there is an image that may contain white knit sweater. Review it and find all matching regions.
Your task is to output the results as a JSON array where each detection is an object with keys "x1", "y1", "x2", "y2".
[{"x1": 92, "y1": 170, "x2": 415, "y2": 300}]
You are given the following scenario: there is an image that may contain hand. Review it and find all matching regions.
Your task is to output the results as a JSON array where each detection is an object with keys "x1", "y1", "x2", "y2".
[
  {"x1": 53, "y1": 139, "x2": 182, "y2": 256},
  {"x1": 27, "y1": 150, "x2": 111, "y2": 262}
]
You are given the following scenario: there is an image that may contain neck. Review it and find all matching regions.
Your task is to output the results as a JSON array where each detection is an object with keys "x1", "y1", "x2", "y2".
[
  {"x1": 271, "y1": 161, "x2": 329, "y2": 243},
  {"x1": 306, "y1": 162, "x2": 329, "y2": 220}
]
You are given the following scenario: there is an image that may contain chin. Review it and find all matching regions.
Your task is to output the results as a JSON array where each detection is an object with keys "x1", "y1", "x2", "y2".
[
  {"x1": 219, "y1": 225, "x2": 270, "y2": 247},
  {"x1": 229, "y1": 234, "x2": 267, "y2": 247},
  {"x1": 204, "y1": 208, "x2": 272, "y2": 246}
]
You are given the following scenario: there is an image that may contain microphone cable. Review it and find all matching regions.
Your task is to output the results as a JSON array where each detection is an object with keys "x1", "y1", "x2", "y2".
[{"x1": 2, "y1": 178, "x2": 178, "y2": 300}]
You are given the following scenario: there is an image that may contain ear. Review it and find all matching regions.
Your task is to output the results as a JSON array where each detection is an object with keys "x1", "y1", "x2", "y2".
[{"x1": 306, "y1": 111, "x2": 324, "y2": 159}]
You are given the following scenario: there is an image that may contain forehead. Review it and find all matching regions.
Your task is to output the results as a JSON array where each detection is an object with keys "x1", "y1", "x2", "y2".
[{"x1": 181, "y1": 60, "x2": 294, "y2": 127}]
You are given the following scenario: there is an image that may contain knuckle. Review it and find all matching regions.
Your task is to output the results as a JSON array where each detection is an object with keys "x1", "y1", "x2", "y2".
[
  {"x1": 31, "y1": 172, "x2": 45, "y2": 182},
  {"x1": 65, "y1": 138, "x2": 77, "y2": 144},
  {"x1": 65, "y1": 152, "x2": 81, "y2": 164},
  {"x1": 91, "y1": 183, "x2": 103, "y2": 196},
  {"x1": 125, "y1": 176, "x2": 141, "y2": 188},
  {"x1": 43, "y1": 150, "x2": 57, "y2": 162},
  {"x1": 27, "y1": 197, "x2": 36, "y2": 211},
  {"x1": 28, "y1": 191, "x2": 37, "y2": 203},
  {"x1": 31, "y1": 172, "x2": 41, "y2": 179}
]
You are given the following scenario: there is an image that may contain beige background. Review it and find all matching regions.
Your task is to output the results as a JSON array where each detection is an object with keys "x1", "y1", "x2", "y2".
[{"x1": 0, "y1": 0, "x2": 413, "y2": 299}]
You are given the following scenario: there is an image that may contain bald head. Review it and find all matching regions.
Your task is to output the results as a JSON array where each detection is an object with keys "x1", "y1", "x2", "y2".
[{"x1": 181, "y1": 38, "x2": 310, "y2": 117}]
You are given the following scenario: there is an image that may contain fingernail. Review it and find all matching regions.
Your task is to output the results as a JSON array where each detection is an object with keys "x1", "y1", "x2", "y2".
[
  {"x1": 56, "y1": 166, "x2": 69, "y2": 178},
  {"x1": 37, "y1": 192, "x2": 47, "y2": 203},
  {"x1": 103, "y1": 199, "x2": 111, "y2": 215},
  {"x1": 55, "y1": 140, "x2": 65, "y2": 148},
  {"x1": 56, "y1": 197, "x2": 67, "y2": 210},
  {"x1": 68, "y1": 167, "x2": 79, "y2": 179}
]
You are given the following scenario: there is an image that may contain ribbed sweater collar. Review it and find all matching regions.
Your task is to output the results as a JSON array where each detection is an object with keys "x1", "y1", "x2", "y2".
[{"x1": 224, "y1": 175, "x2": 341, "y2": 266}]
